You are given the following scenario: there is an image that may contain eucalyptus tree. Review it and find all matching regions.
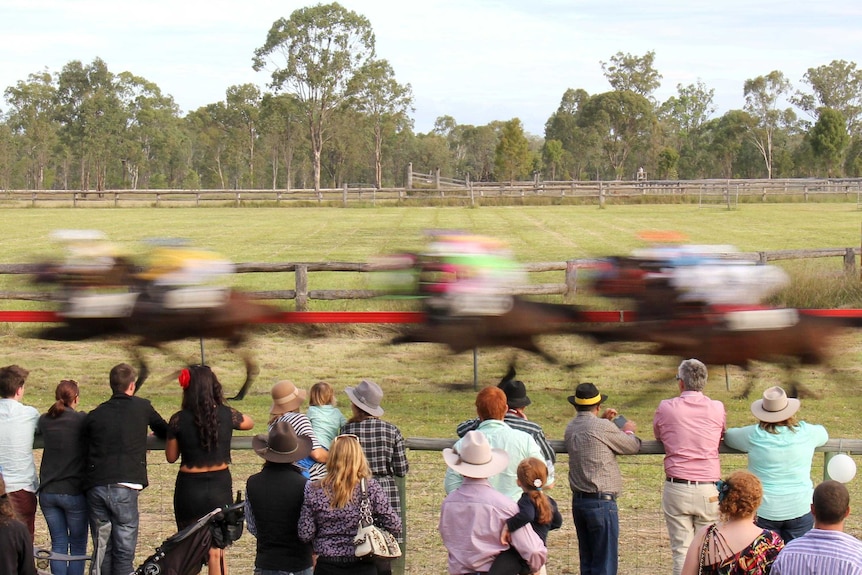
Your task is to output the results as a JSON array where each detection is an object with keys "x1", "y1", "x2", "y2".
[
  {"x1": 794, "y1": 60, "x2": 862, "y2": 134},
  {"x1": 259, "y1": 92, "x2": 305, "y2": 189},
  {"x1": 542, "y1": 139, "x2": 564, "y2": 180},
  {"x1": 600, "y1": 50, "x2": 663, "y2": 101},
  {"x1": 494, "y1": 118, "x2": 531, "y2": 182},
  {"x1": 658, "y1": 80, "x2": 716, "y2": 177},
  {"x1": 809, "y1": 107, "x2": 849, "y2": 176},
  {"x1": 185, "y1": 103, "x2": 231, "y2": 188},
  {"x1": 348, "y1": 59, "x2": 413, "y2": 188},
  {"x1": 743, "y1": 71, "x2": 796, "y2": 179},
  {"x1": 704, "y1": 110, "x2": 757, "y2": 178},
  {"x1": 224, "y1": 84, "x2": 263, "y2": 188},
  {"x1": 577, "y1": 90, "x2": 657, "y2": 179},
  {"x1": 0, "y1": 119, "x2": 15, "y2": 188},
  {"x1": 544, "y1": 88, "x2": 597, "y2": 178},
  {"x1": 55, "y1": 58, "x2": 127, "y2": 190},
  {"x1": 253, "y1": 2, "x2": 375, "y2": 191},
  {"x1": 3, "y1": 71, "x2": 59, "y2": 189}
]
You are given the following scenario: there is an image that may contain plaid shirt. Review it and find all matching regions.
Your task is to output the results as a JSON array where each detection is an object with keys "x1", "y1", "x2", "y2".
[
  {"x1": 340, "y1": 418, "x2": 409, "y2": 517},
  {"x1": 564, "y1": 411, "x2": 641, "y2": 495}
]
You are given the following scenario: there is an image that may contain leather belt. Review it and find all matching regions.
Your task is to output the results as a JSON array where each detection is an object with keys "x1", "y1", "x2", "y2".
[
  {"x1": 666, "y1": 477, "x2": 713, "y2": 485},
  {"x1": 573, "y1": 491, "x2": 616, "y2": 501}
]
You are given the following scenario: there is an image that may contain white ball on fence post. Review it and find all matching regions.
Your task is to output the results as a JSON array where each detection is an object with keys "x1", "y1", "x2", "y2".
[{"x1": 827, "y1": 453, "x2": 857, "y2": 483}]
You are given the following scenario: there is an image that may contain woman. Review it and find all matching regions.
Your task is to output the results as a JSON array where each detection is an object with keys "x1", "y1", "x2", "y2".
[
  {"x1": 0, "y1": 474, "x2": 35, "y2": 575},
  {"x1": 724, "y1": 386, "x2": 828, "y2": 542},
  {"x1": 165, "y1": 365, "x2": 254, "y2": 575},
  {"x1": 270, "y1": 379, "x2": 329, "y2": 480},
  {"x1": 37, "y1": 379, "x2": 88, "y2": 575},
  {"x1": 681, "y1": 470, "x2": 783, "y2": 575},
  {"x1": 340, "y1": 379, "x2": 409, "y2": 575},
  {"x1": 298, "y1": 434, "x2": 401, "y2": 575}
]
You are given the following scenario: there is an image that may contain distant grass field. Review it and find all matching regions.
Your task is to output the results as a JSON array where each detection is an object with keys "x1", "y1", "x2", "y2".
[{"x1": 4, "y1": 203, "x2": 862, "y2": 574}]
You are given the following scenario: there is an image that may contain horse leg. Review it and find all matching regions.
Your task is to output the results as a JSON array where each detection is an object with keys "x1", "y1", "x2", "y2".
[
  {"x1": 131, "y1": 346, "x2": 150, "y2": 394},
  {"x1": 229, "y1": 349, "x2": 258, "y2": 401},
  {"x1": 730, "y1": 364, "x2": 756, "y2": 400}
]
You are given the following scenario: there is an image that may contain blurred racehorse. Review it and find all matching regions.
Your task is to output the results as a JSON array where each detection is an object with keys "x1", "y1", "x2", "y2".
[{"x1": 32, "y1": 259, "x2": 282, "y2": 399}]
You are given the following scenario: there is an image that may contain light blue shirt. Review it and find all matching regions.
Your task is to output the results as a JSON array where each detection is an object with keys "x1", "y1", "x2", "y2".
[
  {"x1": 444, "y1": 419, "x2": 545, "y2": 500},
  {"x1": 0, "y1": 398, "x2": 40, "y2": 492},
  {"x1": 306, "y1": 404, "x2": 347, "y2": 450},
  {"x1": 724, "y1": 421, "x2": 828, "y2": 520}
]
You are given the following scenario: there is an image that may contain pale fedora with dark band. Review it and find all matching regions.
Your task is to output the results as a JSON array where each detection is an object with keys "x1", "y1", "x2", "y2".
[
  {"x1": 270, "y1": 380, "x2": 307, "y2": 416},
  {"x1": 443, "y1": 430, "x2": 509, "y2": 479},
  {"x1": 345, "y1": 378, "x2": 384, "y2": 417},
  {"x1": 253, "y1": 420, "x2": 313, "y2": 463},
  {"x1": 751, "y1": 386, "x2": 800, "y2": 423}
]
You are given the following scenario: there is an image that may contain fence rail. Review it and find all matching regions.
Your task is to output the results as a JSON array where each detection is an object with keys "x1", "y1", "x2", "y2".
[
  {"x1": 3, "y1": 177, "x2": 862, "y2": 207},
  {"x1": 1, "y1": 246, "x2": 859, "y2": 310}
]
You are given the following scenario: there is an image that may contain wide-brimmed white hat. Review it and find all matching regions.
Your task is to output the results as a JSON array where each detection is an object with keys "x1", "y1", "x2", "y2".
[
  {"x1": 443, "y1": 430, "x2": 509, "y2": 479},
  {"x1": 751, "y1": 386, "x2": 800, "y2": 423},
  {"x1": 345, "y1": 379, "x2": 384, "y2": 417}
]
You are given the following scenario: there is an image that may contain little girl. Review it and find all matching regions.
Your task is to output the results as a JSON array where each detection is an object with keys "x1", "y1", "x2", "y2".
[
  {"x1": 306, "y1": 381, "x2": 347, "y2": 449},
  {"x1": 495, "y1": 457, "x2": 563, "y2": 575}
]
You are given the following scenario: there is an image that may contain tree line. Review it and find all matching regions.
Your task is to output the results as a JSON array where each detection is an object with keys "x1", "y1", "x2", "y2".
[{"x1": 2, "y1": 2, "x2": 862, "y2": 192}]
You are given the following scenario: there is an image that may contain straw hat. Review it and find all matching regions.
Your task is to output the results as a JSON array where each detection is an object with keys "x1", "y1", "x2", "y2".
[
  {"x1": 269, "y1": 380, "x2": 307, "y2": 416},
  {"x1": 443, "y1": 430, "x2": 509, "y2": 479},
  {"x1": 252, "y1": 420, "x2": 313, "y2": 463},
  {"x1": 750, "y1": 386, "x2": 800, "y2": 423}
]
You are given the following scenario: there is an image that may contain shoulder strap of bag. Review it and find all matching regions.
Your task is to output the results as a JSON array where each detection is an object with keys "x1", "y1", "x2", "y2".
[{"x1": 359, "y1": 477, "x2": 373, "y2": 527}]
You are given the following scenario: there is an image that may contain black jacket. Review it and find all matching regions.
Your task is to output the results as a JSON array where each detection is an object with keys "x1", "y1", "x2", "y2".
[{"x1": 83, "y1": 393, "x2": 168, "y2": 490}]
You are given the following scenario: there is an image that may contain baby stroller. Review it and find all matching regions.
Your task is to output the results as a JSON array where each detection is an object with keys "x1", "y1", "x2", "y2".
[{"x1": 133, "y1": 493, "x2": 245, "y2": 575}]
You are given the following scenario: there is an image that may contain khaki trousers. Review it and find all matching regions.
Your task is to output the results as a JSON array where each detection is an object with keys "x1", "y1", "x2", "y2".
[{"x1": 662, "y1": 481, "x2": 719, "y2": 575}]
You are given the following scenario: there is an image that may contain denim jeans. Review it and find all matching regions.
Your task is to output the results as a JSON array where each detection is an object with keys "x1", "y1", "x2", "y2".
[
  {"x1": 756, "y1": 512, "x2": 814, "y2": 543},
  {"x1": 86, "y1": 484, "x2": 140, "y2": 575},
  {"x1": 39, "y1": 492, "x2": 89, "y2": 575},
  {"x1": 572, "y1": 497, "x2": 620, "y2": 575},
  {"x1": 255, "y1": 568, "x2": 313, "y2": 575}
]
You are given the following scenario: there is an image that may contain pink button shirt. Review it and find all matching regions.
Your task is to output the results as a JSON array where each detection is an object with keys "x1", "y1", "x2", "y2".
[{"x1": 653, "y1": 391, "x2": 726, "y2": 482}]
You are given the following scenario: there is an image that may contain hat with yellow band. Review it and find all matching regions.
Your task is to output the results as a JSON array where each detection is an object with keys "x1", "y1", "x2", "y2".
[{"x1": 567, "y1": 382, "x2": 608, "y2": 407}]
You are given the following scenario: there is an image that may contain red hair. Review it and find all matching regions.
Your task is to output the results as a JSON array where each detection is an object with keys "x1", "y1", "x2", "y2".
[{"x1": 476, "y1": 386, "x2": 507, "y2": 420}]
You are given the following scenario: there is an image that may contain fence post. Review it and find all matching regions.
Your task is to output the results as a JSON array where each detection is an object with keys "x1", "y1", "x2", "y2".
[
  {"x1": 844, "y1": 247, "x2": 856, "y2": 277},
  {"x1": 599, "y1": 182, "x2": 605, "y2": 209},
  {"x1": 435, "y1": 168, "x2": 440, "y2": 190},
  {"x1": 758, "y1": 251, "x2": 768, "y2": 264},
  {"x1": 407, "y1": 163, "x2": 413, "y2": 190},
  {"x1": 295, "y1": 265, "x2": 308, "y2": 312},
  {"x1": 564, "y1": 260, "x2": 579, "y2": 303},
  {"x1": 343, "y1": 183, "x2": 348, "y2": 207}
]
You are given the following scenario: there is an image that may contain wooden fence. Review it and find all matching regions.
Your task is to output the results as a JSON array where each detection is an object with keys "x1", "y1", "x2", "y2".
[
  {"x1": 3, "y1": 177, "x2": 862, "y2": 207},
  {"x1": 1, "y1": 247, "x2": 860, "y2": 311}
]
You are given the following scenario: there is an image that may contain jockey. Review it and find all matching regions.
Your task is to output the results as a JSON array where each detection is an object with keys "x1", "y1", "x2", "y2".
[
  {"x1": 51, "y1": 229, "x2": 123, "y2": 280},
  {"x1": 137, "y1": 241, "x2": 235, "y2": 310}
]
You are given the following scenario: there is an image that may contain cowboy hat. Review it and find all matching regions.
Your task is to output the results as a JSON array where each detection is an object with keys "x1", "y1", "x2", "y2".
[
  {"x1": 568, "y1": 382, "x2": 608, "y2": 407},
  {"x1": 252, "y1": 420, "x2": 313, "y2": 463},
  {"x1": 269, "y1": 380, "x2": 307, "y2": 416},
  {"x1": 751, "y1": 386, "x2": 800, "y2": 423},
  {"x1": 345, "y1": 379, "x2": 384, "y2": 417},
  {"x1": 443, "y1": 430, "x2": 509, "y2": 479}
]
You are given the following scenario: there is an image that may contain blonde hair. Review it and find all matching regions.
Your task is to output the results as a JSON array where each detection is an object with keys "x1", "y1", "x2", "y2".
[
  {"x1": 317, "y1": 434, "x2": 371, "y2": 509},
  {"x1": 517, "y1": 458, "x2": 553, "y2": 524},
  {"x1": 309, "y1": 381, "x2": 336, "y2": 407}
]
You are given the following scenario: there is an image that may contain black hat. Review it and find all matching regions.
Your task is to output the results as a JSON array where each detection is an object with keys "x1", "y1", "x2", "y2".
[
  {"x1": 567, "y1": 382, "x2": 608, "y2": 407},
  {"x1": 498, "y1": 379, "x2": 531, "y2": 408},
  {"x1": 252, "y1": 420, "x2": 313, "y2": 463}
]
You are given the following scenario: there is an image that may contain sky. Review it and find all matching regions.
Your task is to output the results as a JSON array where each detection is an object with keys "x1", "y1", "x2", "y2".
[{"x1": 1, "y1": 0, "x2": 861, "y2": 136}]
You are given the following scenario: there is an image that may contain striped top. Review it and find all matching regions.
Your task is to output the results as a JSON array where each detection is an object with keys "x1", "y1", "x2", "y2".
[{"x1": 771, "y1": 529, "x2": 862, "y2": 575}]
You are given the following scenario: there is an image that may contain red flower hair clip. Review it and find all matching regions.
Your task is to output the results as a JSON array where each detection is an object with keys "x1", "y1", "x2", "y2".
[{"x1": 178, "y1": 368, "x2": 191, "y2": 389}]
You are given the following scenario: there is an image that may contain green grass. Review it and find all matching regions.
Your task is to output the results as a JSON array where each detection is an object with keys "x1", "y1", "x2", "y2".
[{"x1": 5, "y1": 203, "x2": 862, "y2": 574}]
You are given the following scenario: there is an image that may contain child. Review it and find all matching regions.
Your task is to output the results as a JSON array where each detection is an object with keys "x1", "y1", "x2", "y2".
[
  {"x1": 0, "y1": 473, "x2": 36, "y2": 575},
  {"x1": 306, "y1": 381, "x2": 347, "y2": 449},
  {"x1": 496, "y1": 457, "x2": 563, "y2": 575}
]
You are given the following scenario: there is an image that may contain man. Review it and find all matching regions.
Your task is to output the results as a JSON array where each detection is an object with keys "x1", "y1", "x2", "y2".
[
  {"x1": 445, "y1": 386, "x2": 545, "y2": 500},
  {"x1": 439, "y1": 430, "x2": 546, "y2": 575},
  {"x1": 246, "y1": 420, "x2": 314, "y2": 575},
  {"x1": 565, "y1": 382, "x2": 641, "y2": 575},
  {"x1": 0, "y1": 365, "x2": 39, "y2": 540},
  {"x1": 772, "y1": 480, "x2": 862, "y2": 574},
  {"x1": 457, "y1": 367, "x2": 556, "y2": 487},
  {"x1": 653, "y1": 358, "x2": 726, "y2": 575},
  {"x1": 83, "y1": 363, "x2": 168, "y2": 575}
]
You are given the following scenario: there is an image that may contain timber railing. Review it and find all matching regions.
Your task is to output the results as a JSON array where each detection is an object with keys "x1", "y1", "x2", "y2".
[
  {"x1": 3, "y1": 177, "x2": 862, "y2": 207},
  {"x1": 1, "y1": 247, "x2": 860, "y2": 311}
]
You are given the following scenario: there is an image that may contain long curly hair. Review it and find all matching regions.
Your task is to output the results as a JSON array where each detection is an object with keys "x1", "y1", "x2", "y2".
[
  {"x1": 181, "y1": 365, "x2": 225, "y2": 452},
  {"x1": 517, "y1": 458, "x2": 553, "y2": 524},
  {"x1": 719, "y1": 470, "x2": 763, "y2": 520},
  {"x1": 316, "y1": 434, "x2": 371, "y2": 509}
]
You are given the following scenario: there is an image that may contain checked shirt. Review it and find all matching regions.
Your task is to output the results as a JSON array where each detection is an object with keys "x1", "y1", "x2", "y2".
[{"x1": 340, "y1": 418, "x2": 409, "y2": 517}]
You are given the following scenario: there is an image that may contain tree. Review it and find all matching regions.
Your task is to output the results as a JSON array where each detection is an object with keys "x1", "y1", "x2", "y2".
[
  {"x1": 544, "y1": 88, "x2": 596, "y2": 179},
  {"x1": 542, "y1": 139, "x2": 564, "y2": 179},
  {"x1": 224, "y1": 84, "x2": 262, "y2": 188},
  {"x1": 743, "y1": 71, "x2": 795, "y2": 179},
  {"x1": 3, "y1": 71, "x2": 59, "y2": 189},
  {"x1": 809, "y1": 107, "x2": 849, "y2": 176},
  {"x1": 659, "y1": 80, "x2": 717, "y2": 178},
  {"x1": 259, "y1": 92, "x2": 306, "y2": 189},
  {"x1": 494, "y1": 118, "x2": 531, "y2": 182},
  {"x1": 252, "y1": 2, "x2": 375, "y2": 191},
  {"x1": 348, "y1": 59, "x2": 413, "y2": 188},
  {"x1": 600, "y1": 50, "x2": 663, "y2": 100},
  {"x1": 794, "y1": 60, "x2": 862, "y2": 134}
]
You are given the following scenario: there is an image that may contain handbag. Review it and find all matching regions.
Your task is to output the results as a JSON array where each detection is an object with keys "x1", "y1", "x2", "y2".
[{"x1": 353, "y1": 478, "x2": 402, "y2": 559}]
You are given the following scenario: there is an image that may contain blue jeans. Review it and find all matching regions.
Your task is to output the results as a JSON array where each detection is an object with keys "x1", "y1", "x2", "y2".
[
  {"x1": 572, "y1": 497, "x2": 619, "y2": 575},
  {"x1": 756, "y1": 512, "x2": 814, "y2": 543},
  {"x1": 255, "y1": 568, "x2": 313, "y2": 575},
  {"x1": 39, "y1": 492, "x2": 89, "y2": 575},
  {"x1": 86, "y1": 485, "x2": 140, "y2": 575}
]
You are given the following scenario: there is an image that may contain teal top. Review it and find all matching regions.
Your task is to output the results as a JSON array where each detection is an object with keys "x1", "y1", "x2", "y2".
[
  {"x1": 724, "y1": 421, "x2": 828, "y2": 520},
  {"x1": 306, "y1": 405, "x2": 347, "y2": 450}
]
